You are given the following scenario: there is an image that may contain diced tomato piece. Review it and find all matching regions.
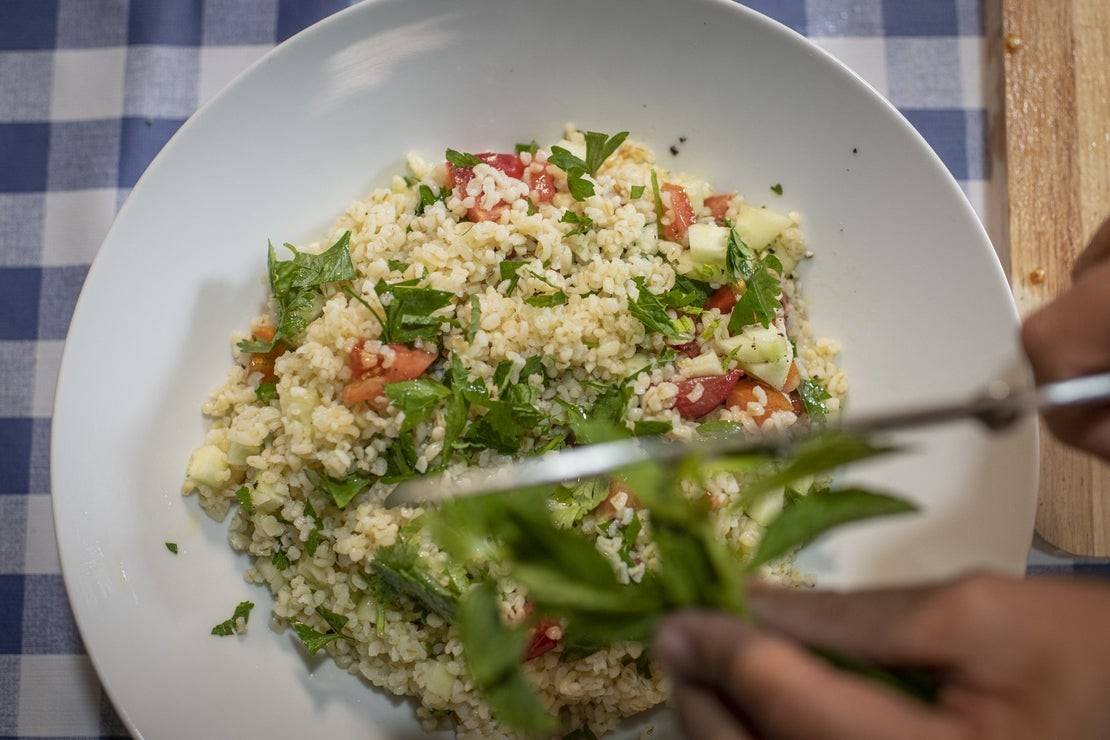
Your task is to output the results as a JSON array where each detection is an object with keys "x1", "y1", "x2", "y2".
[
  {"x1": 447, "y1": 162, "x2": 474, "y2": 193},
  {"x1": 704, "y1": 193, "x2": 735, "y2": 225},
  {"x1": 726, "y1": 377, "x2": 794, "y2": 424},
  {"x1": 465, "y1": 202, "x2": 509, "y2": 223},
  {"x1": 705, "y1": 285, "x2": 738, "y2": 313},
  {"x1": 342, "y1": 343, "x2": 437, "y2": 404},
  {"x1": 673, "y1": 370, "x2": 743, "y2": 419},
  {"x1": 524, "y1": 618, "x2": 561, "y2": 661},
  {"x1": 782, "y1": 362, "x2": 802, "y2": 393},
  {"x1": 671, "y1": 340, "x2": 701, "y2": 359},
  {"x1": 662, "y1": 184, "x2": 696, "y2": 242},
  {"x1": 381, "y1": 344, "x2": 437, "y2": 383},
  {"x1": 253, "y1": 323, "x2": 277, "y2": 342},
  {"x1": 249, "y1": 325, "x2": 284, "y2": 382},
  {"x1": 476, "y1": 152, "x2": 525, "y2": 180},
  {"x1": 528, "y1": 170, "x2": 556, "y2": 203},
  {"x1": 594, "y1": 479, "x2": 642, "y2": 521},
  {"x1": 341, "y1": 376, "x2": 385, "y2": 404}
]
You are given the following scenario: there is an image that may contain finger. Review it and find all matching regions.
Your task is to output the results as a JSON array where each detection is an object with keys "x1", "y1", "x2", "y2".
[
  {"x1": 746, "y1": 582, "x2": 967, "y2": 666},
  {"x1": 1022, "y1": 257, "x2": 1110, "y2": 455},
  {"x1": 671, "y1": 683, "x2": 753, "y2": 740},
  {"x1": 1072, "y1": 217, "x2": 1110, "y2": 279},
  {"x1": 656, "y1": 612, "x2": 959, "y2": 740}
]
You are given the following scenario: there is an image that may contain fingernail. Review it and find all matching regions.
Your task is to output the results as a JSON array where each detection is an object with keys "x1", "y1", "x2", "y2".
[{"x1": 654, "y1": 622, "x2": 695, "y2": 677}]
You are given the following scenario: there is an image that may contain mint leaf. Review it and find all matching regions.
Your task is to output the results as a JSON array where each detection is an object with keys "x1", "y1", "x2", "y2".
[
  {"x1": 385, "y1": 378, "x2": 451, "y2": 431},
  {"x1": 661, "y1": 275, "x2": 712, "y2": 310},
  {"x1": 371, "y1": 541, "x2": 460, "y2": 620},
  {"x1": 749, "y1": 488, "x2": 916, "y2": 568},
  {"x1": 446, "y1": 149, "x2": 481, "y2": 168},
  {"x1": 798, "y1": 378, "x2": 832, "y2": 421},
  {"x1": 728, "y1": 251, "x2": 782, "y2": 332},
  {"x1": 633, "y1": 420, "x2": 672, "y2": 436},
  {"x1": 583, "y1": 130, "x2": 628, "y2": 175},
  {"x1": 738, "y1": 434, "x2": 898, "y2": 502},
  {"x1": 725, "y1": 226, "x2": 752, "y2": 284},
  {"x1": 211, "y1": 601, "x2": 254, "y2": 636},
  {"x1": 627, "y1": 277, "x2": 692, "y2": 340}
]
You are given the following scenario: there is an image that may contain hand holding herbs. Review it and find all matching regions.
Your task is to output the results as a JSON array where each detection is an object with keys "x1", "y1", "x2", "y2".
[{"x1": 411, "y1": 431, "x2": 923, "y2": 734}]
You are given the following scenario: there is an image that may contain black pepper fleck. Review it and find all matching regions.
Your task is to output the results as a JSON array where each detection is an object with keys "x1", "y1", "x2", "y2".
[
  {"x1": 678, "y1": 136, "x2": 687, "y2": 143},
  {"x1": 669, "y1": 145, "x2": 679, "y2": 156},
  {"x1": 851, "y1": 147, "x2": 858, "y2": 154}
]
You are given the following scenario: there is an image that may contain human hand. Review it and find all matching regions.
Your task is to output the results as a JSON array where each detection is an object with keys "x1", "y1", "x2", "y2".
[
  {"x1": 654, "y1": 574, "x2": 1110, "y2": 739},
  {"x1": 1021, "y1": 217, "x2": 1110, "y2": 459}
]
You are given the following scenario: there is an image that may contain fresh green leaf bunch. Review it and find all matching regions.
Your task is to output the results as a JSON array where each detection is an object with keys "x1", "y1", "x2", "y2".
[
  {"x1": 424, "y1": 431, "x2": 918, "y2": 733},
  {"x1": 548, "y1": 131, "x2": 629, "y2": 201}
]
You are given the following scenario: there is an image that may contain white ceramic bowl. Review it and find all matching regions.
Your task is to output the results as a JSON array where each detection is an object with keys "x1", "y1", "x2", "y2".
[{"x1": 52, "y1": 1, "x2": 1037, "y2": 737}]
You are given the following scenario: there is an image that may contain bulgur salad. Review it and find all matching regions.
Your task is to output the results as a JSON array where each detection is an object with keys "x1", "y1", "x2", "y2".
[{"x1": 182, "y1": 126, "x2": 864, "y2": 738}]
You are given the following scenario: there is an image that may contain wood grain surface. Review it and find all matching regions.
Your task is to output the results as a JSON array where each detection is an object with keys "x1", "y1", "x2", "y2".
[{"x1": 999, "y1": 0, "x2": 1110, "y2": 555}]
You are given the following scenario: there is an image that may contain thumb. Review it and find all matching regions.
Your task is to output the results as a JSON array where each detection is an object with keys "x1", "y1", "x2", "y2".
[{"x1": 655, "y1": 611, "x2": 959, "y2": 740}]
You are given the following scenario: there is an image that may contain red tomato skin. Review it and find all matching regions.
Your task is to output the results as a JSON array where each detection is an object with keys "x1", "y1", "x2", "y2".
[
  {"x1": 524, "y1": 619, "x2": 560, "y2": 661},
  {"x1": 671, "y1": 340, "x2": 701, "y2": 359},
  {"x1": 476, "y1": 152, "x2": 525, "y2": 180},
  {"x1": 381, "y1": 344, "x2": 437, "y2": 382},
  {"x1": 704, "y1": 194, "x2": 734, "y2": 224},
  {"x1": 662, "y1": 184, "x2": 696, "y2": 242},
  {"x1": 705, "y1": 285, "x2": 738, "y2": 313},
  {"x1": 529, "y1": 170, "x2": 556, "y2": 203},
  {"x1": 447, "y1": 163, "x2": 473, "y2": 192},
  {"x1": 673, "y1": 370, "x2": 743, "y2": 419},
  {"x1": 465, "y1": 203, "x2": 509, "y2": 223},
  {"x1": 342, "y1": 343, "x2": 437, "y2": 404}
]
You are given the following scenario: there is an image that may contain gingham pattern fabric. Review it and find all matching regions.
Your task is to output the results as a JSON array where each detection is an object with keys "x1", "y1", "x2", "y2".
[{"x1": 1, "y1": 1, "x2": 1103, "y2": 737}]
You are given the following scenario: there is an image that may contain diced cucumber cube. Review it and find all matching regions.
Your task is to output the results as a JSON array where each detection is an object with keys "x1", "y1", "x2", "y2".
[
  {"x1": 687, "y1": 224, "x2": 729, "y2": 268},
  {"x1": 734, "y1": 204, "x2": 792, "y2": 252},
  {"x1": 716, "y1": 326, "x2": 789, "y2": 365},
  {"x1": 227, "y1": 441, "x2": 261, "y2": 466},
  {"x1": 187, "y1": 445, "x2": 229, "y2": 488},
  {"x1": 678, "y1": 351, "x2": 725, "y2": 377},
  {"x1": 748, "y1": 487, "x2": 785, "y2": 526}
]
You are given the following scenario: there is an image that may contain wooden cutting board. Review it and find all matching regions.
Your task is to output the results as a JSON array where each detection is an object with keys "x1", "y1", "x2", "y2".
[{"x1": 996, "y1": 0, "x2": 1110, "y2": 555}]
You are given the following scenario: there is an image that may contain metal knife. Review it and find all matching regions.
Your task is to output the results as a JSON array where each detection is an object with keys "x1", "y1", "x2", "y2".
[{"x1": 384, "y1": 371, "x2": 1110, "y2": 508}]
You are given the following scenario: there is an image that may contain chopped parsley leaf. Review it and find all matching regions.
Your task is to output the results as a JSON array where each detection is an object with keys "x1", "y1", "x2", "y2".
[
  {"x1": 650, "y1": 171, "x2": 665, "y2": 238},
  {"x1": 583, "y1": 131, "x2": 629, "y2": 175},
  {"x1": 526, "y1": 198, "x2": 537, "y2": 216},
  {"x1": 307, "y1": 469, "x2": 374, "y2": 509},
  {"x1": 525, "y1": 291, "x2": 568, "y2": 308},
  {"x1": 547, "y1": 146, "x2": 585, "y2": 173},
  {"x1": 272, "y1": 549, "x2": 290, "y2": 570},
  {"x1": 385, "y1": 378, "x2": 452, "y2": 431},
  {"x1": 387, "y1": 258, "x2": 408, "y2": 272},
  {"x1": 164, "y1": 542, "x2": 178, "y2": 554},
  {"x1": 467, "y1": 294, "x2": 481, "y2": 342},
  {"x1": 560, "y1": 210, "x2": 593, "y2": 235},
  {"x1": 515, "y1": 140, "x2": 538, "y2": 156},
  {"x1": 255, "y1": 382, "x2": 277, "y2": 403},
  {"x1": 266, "y1": 232, "x2": 357, "y2": 340},
  {"x1": 234, "y1": 486, "x2": 254, "y2": 514},
  {"x1": 771, "y1": 183, "x2": 784, "y2": 195},
  {"x1": 547, "y1": 147, "x2": 594, "y2": 201},
  {"x1": 290, "y1": 618, "x2": 347, "y2": 655},
  {"x1": 630, "y1": 184, "x2": 646, "y2": 199},
  {"x1": 375, "y1": 280, "x2": 455, "y2": 343},
  {"x1": 499, "y1": 260, "x2": 526, "y2": 294},
  {"x1": 445, "y1": 149, "x2": 481, "y2": 168},
  {"x1": 633, "y1": 420, "x2": 672, "y2": 436},
  {"x1": 211, "y1": 600, "x2": 254, "y2": 636}
]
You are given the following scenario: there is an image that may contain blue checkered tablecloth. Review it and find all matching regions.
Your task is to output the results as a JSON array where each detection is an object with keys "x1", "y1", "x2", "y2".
[{"x1": 1, "y1": 1, "x2": 1106, "y2": 737}]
